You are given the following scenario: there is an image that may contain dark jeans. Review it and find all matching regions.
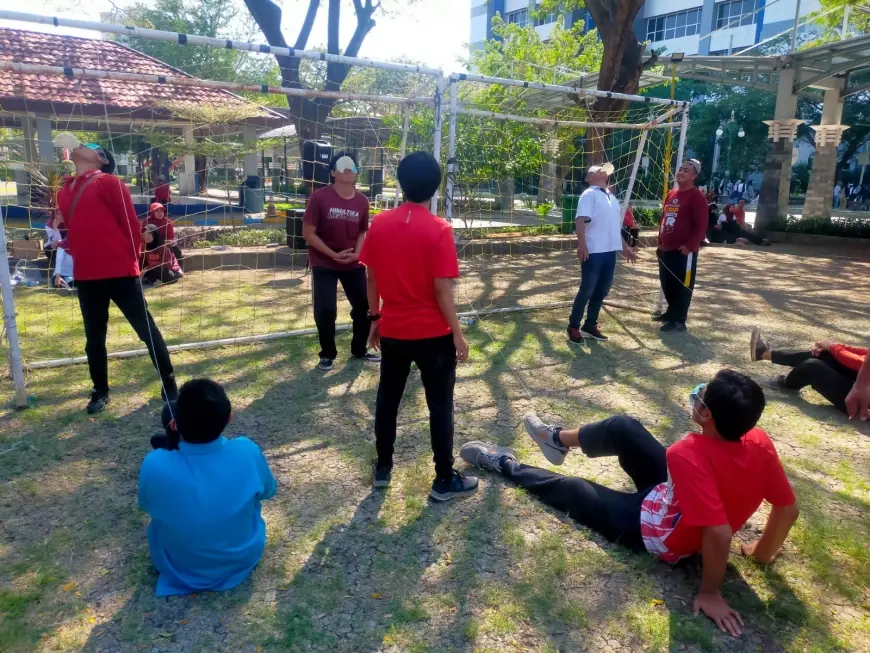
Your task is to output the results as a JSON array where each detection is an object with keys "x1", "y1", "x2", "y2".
[
  {"x1": 375, "y1": 335, "x2": 456, "y2": 480},
  {"x1": 568, "y1": 251, "x2": 617, "y2": 330},
  {"x1": 772, "y1": 350, "x2": 858, "y2": 412},
  {"x1": 502, "y1": 416, "x2": 667, "y2": 552},
  {"x1": 311, "y1": 266, "x2": 369, "y2": 360},
  {"x1": 712, "y1": 222, "x2": 764, "y2": 245},
  {"x1": 77, "y1": 277, "x2": 174, "y2": 394},
  {"x1": 657, "y1": 248, "x2": 698, "y2": 324},
  {"x1": 143, "y1": 266, "x2": 182, "y2": 285}
]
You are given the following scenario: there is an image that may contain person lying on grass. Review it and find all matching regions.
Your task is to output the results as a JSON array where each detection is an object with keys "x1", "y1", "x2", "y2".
[
  {"x1": 139, "y1": 379, "x2": 277, "y2": 597},
  {"x1": 460, "y1": 370, "x2": 799, "y2": 637},
  {"x1": 751, "y1": 326, "x2": 866, "y2": 415}
]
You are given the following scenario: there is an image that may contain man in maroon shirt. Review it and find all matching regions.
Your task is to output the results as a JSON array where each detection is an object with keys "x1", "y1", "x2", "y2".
[
  {"x1": 56, "y1": 143, "x2": 177, "y2": 414},
  {"x1": 655, "y1": 158, "x2": 708, "y2": 333},
  {"x1": 302, "y1": 152, "x2": 378, "y2": 371}
]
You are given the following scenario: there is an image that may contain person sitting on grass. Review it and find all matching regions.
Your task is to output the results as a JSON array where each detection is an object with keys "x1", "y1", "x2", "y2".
[
  {"x1": 52, "y1": 240, "x2": 75, "y2": 290},
  {"x1": 141, "y1": 224, "x2": 183, "y2": 287},
  {"x1": 146, "y1": 202, "x2": 183, "y2": 263},
  {"x1": 750, "y1": 327, "x2": 866, "y2": 414},
  {"x1": 460, "y1": 370, "x2": 799, "y2": 638},
  {"x1": 139, "y1": 379, "x2": 278, "y2": 597}
]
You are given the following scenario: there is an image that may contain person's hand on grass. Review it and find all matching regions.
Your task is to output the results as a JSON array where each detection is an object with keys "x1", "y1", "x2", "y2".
[
  {"x1": 740, "y1": 539, "x2": 782, "y2": 564},
  {"x1": 367, "y1": 322, "x2": 380, "y2": 352},
  {"x1": 693, "y1": 592, "x2": 743, "y2": 637},
  {"x1": 454, "y1": 332, "x2": 469, "y2": 363}
]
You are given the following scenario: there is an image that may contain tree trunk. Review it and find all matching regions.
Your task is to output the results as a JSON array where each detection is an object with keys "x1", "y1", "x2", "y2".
[
  {"x1": 497, "y1": 178, "x2": 514, "y2": 213},
  {"x1": 244, "y1": 0, "x2": 378, "y2": 153},
  {"x1": 581, "y1": 1, "x2": 651, "y2": 171}
]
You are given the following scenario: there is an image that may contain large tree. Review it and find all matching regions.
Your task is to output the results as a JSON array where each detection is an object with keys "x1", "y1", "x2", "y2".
[{"x1": 242, "y1": 0, "x2": 415, "y2": 147}]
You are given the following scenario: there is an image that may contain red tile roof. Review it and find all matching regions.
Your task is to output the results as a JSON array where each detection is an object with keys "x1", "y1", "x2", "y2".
[{"x1": 0, "y1": 27, "x2": 266, "y2": 118}]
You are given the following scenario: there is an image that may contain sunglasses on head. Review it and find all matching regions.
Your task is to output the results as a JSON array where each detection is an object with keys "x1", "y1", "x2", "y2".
[
  {"x1": 83, "y1": 143, "x2": 110, "y2": 164},
  {"x1": 690, "y1": 383, "x2": 708, "y2": 410}
]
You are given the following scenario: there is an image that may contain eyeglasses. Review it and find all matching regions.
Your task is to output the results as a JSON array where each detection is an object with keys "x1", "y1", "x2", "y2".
[{"x1": 690, "y1": 383, "x2": 708, "y2": 411}]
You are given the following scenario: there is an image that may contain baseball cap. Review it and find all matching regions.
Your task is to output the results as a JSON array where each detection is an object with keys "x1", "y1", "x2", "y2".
[
  {"x1": 586, "y1": 162, "x2": 615, "y2": 178},
  {"x1": 84, "y1": 144, "x2": 116, "y2": 174},
  {"x1": 331, "y1": 154, "x2": 359, "y2": 174},
  {"x1": 683, "y1": 158, "x2": 702, "y2": 175}
]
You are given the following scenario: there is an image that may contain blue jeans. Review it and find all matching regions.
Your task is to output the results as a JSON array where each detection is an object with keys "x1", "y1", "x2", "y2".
[{"x1": 569, "y1": 251, "x2": 617, "y2": 330}]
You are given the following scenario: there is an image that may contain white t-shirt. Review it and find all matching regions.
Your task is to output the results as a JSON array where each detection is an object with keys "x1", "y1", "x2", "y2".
[
  {"x1": 54, "y1": 247, "x2": 74, "y2": 279},
  {"x1": 576, "y1": 186, "x2": 623, "y2": 254}
]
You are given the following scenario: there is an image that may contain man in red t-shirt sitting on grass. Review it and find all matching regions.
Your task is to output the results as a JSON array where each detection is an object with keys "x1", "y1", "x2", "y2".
[
  {"x1": 461, "y1": 370, "x2": 799, "y2": 637},
  {"x1": 303, "y1": 152, "x2": 378, "y2": 371},
  {"x1": 361, "y1": 152, "x2": 478, "y2": 502}
]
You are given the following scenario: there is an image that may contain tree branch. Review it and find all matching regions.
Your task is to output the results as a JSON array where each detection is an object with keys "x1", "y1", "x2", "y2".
[
  {"x1": 243, "y1": 0, "x2": 300, "y2": 87},
  {"x1": 295, "y1": 0, "x2": 320, "y2": 49},
  {"x1": 324, "y1": 0, "x2": 378, "y2": 91}
]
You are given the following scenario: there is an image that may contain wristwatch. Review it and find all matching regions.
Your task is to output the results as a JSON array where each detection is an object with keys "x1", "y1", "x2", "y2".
[{"x1": 367, "y1": 311, "x2": 382, "y2": 321}]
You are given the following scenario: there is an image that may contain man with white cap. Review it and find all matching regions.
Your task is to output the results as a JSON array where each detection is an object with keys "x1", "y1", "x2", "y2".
[
  {"x1": 656, "y1": 158, "x2": 708, "y2": 333},
  {"x1": 567, "y1": 163, "x2": 637, "y2": 343},
  {"x1": 303, "y1": 151, "x2": 379, "y2": 370}
]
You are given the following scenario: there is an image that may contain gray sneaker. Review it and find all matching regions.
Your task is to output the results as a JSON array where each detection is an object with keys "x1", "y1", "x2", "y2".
[
  {"x1": 524, "y1": 412, "x2": 568, "y2": 465},
  {"x1": 459, "y1": 441, "x2": 517, "y2": 473}
]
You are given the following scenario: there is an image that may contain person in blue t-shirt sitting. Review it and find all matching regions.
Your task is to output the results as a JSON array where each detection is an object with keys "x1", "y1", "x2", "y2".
[{"x1": 138, "y1": 379, "x2": 278, "y2": 597}]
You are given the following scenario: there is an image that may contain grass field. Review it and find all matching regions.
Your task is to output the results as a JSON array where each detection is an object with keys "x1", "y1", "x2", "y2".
[{"x1": 1, "y1": 243, "x2": 869, "y2": 653}]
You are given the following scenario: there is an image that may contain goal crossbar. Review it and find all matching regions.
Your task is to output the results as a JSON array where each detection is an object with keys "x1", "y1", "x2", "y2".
[
  {"x1": 0, "y1": 10, "x2": 443, "y2": 78},
  {"x1": 451, "y1": 72, "x2": 689, "y2": 109},
  {"x1": 454, "y1": 106, "x2": 684, "y2": 131}
]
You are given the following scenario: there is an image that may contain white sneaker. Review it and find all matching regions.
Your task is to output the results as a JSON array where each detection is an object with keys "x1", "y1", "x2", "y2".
[{"x1": 523, "y1": 412, "x2": 568, "y2": 465}]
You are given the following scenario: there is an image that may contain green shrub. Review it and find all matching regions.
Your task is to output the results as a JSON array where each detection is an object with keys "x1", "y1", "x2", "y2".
[
  {"x1": 632, "y1": 207, "x2": 661, "y2": 227},
  {"x1": 765, "y1": 215, "x2": 870, "y2": 239},
  {"x1": 458, "y1": 224, "x2": 561, "y2": 240},
  {"x1": 191, "y1": 228, "x2": 286, "y2": 249}
]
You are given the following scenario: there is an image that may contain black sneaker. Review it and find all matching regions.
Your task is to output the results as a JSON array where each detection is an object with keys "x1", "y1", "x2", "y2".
[
  {"x1": 372, "y1": 461, "x2": 392, "y2": 488},
  {"x1": 566, "y1": 327, "x2": 585, "y2": 345},
  {"x1": 660, "y1": 321, "x2": 687, "y2": 333},
  {"x1": 355, "y1": 352, "x2": 382, "y2": 364},
  {"x1": 459, "y1": 441, "x2": 517, "y2": 473},
  {"x1": 429, "y1": 470, "x2": 479, "y2": 502},
  {"x1": 750, "y1": 327, "x2": 770, "y2": 362},
  {"x1": 762, "y1": 375, "x2": 792, "y2": 391},
  {"x1": 150, "y1": 432, "x2": 180, "y2": 451},
  {"x1": 318, "y1": 357, "x2": 334, "y2": 371},
  {"x1": 580, "y1": 325, "x2": 608, "y2": 341},
  {"x1": 86, "y1": 391, "x2": 110, "y2": 415}
]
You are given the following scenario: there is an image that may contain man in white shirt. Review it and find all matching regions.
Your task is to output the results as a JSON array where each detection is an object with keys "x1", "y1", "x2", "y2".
[{"x1": 568, "y1": 164, "x2": 637, "y2": 343}]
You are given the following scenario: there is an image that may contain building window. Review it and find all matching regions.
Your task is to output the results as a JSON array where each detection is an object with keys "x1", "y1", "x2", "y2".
[
  {"x1": 506, "y1": 9, "x2": 528, "y2": 27},
  {"x1": 533, "y1": 12, "x2": 558, "y2": 27},
  {"x1": 646, "y1": 8, "x2": 701, "y2": 43},
  {"x1": 716, "y1": 0, "x2": 759, "y2": 29}
]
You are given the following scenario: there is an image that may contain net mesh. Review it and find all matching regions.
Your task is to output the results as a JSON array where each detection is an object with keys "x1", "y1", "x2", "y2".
[
  {"x1": 0, "y1": 32, "x2": 685, "y2": 381},
  {"x1": 446, "y1": 78, "x2": 684, "y2": 327}
]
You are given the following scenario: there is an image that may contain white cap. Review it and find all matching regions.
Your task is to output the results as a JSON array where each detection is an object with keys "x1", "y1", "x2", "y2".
[
  {"x1": 53, "y1": 132, "x2": 80, "y2": 150},
  {"x1": 333, "y1": 156, "x2": 358, "y2": 174},
  {"x1": 684, "y1": 158, "x2": 702, "y2": 175},
  {"x1": 586, "y1": 162, "x2": 614, "y2": 178}
]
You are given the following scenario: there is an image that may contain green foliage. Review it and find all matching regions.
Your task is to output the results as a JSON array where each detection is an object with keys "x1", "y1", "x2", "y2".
[
  {"x1": 115, "y1": 0, "x2": 270, "y2": 84},
  {"x1": 632, "y1": 207, "x2": 662, "y2": 227},
  {"x1": 791, "y1": 163, "x2": 811, "y2": 194},
  {"x1": 191, "y1": 227, "x2": 286, "y2": 249},
  {"x1": 766, "y1": 215, "x2": 870, "y2": 238}
]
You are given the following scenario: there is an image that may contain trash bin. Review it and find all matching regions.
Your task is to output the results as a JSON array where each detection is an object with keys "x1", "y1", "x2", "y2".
[
  {"x1": 561, "y1": 195, "x2": 579, "y2": 235},
  {"x1": 285, "y1": 209, "x2": 307, "y2": 250}
]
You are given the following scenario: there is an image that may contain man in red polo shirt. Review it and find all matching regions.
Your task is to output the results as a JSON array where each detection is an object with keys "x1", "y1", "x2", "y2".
[
  {"x1": 461, "y1": 370, "x2": 799, "y2": 637},
  {"x1": 656, "y1": 158, "x2": 708, "y2": 332},
  {"x1": 303, "y1": 152, "x2": 377, "y2": 371},
  {"x1": 361, "y1": 152, "x2": 478, "y2": 502},
  {"x1": 57, "y1": 143, "x2": 177, "y2": 414}
]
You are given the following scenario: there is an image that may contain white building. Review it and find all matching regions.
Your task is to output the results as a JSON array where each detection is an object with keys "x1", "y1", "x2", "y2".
[{"x1": 471, "y1": 1, "x2": 822, "y2": 56}]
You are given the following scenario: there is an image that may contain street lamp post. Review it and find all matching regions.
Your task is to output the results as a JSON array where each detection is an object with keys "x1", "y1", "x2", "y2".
[{"x1": 712, "y1": 110, "x2": 745, "y2": 188}]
